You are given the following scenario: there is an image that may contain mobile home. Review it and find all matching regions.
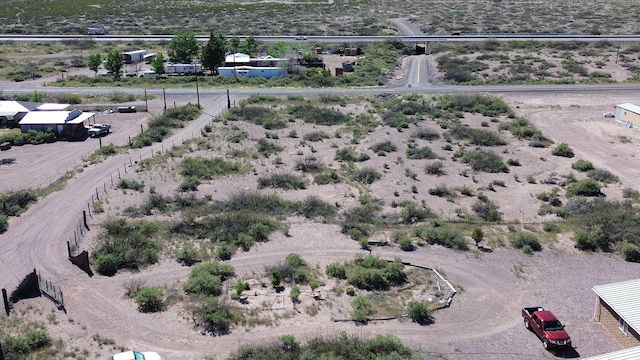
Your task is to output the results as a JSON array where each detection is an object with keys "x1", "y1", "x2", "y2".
[
  {"x1": 165, "y1": 63, "x2": 203, "y2": 75},
  {"x1": 123, "y1": 50, "x2": 148, "y2": 64}
]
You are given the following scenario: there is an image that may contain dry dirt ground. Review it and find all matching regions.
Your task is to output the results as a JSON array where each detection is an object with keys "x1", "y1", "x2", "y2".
[{"x1": 1, "y1": 69, "x2": 640, "y2": 359}]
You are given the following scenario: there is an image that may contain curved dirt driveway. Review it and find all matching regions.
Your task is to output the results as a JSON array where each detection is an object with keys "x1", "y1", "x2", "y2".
[{"x1": 0, "y1": 89, "x2": 638, "y2": 359}]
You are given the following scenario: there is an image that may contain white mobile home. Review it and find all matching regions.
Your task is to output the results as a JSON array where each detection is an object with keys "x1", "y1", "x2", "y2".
[
  {"x1": 218, "y1": 66, "x2": 287, "y2": 79},
  {"x1": 165, "y1": 63, "x2": 203, "y2": 75},
  {"x1": 123, "y1": 50, "x2": 148, "y2": 64}
]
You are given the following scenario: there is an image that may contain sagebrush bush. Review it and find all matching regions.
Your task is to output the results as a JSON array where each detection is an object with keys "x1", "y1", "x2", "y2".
[{"x1": 510, "y1": 231, "x2": 542, "y2": 252}]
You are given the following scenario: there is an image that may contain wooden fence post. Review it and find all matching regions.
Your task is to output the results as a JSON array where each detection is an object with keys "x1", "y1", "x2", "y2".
[{"x1": 2, "y1": 288, "x2": 9, "y2": 316}]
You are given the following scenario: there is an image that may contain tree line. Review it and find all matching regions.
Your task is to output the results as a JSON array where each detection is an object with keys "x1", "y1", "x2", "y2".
[{"x1": 86, "y1": 32, "x2": 258, "y2": 78}]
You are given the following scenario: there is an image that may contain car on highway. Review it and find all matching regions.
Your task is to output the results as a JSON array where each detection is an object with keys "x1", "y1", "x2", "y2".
[
  {"x1": 603, "y1": 112, "x2": 615, "y2": 118},
  {"x1": 294, "y1": 35, "x2": 308, "y2": 40},
  {"x1": 108, "y1": 350, "x2": 162, "y2": 360}
]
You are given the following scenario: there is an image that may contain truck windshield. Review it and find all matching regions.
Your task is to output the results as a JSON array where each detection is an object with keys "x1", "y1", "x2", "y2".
[{"x1": 544, "y1": 320, "x2": 564, "y2": 331}]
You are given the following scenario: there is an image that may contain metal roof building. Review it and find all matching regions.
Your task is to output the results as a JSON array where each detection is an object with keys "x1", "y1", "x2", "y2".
[
  {"x1": 593, "y1": 278, "x2": 640, "y2": 348},
  {"x1": 584, "y1": 345, "x2": 640, "y2": 360}
]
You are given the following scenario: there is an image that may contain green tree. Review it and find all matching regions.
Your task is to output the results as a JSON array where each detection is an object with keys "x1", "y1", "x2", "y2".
[
  {"x1": 87, "y1": 53, "x2": 102, "y2": 76},
  {"x1": 168, "y1": 31, "x2": 199, "y2": 64},
  {"x1": 351, "y1": 295, "x2": 373, "y2": 322},
  {"x1": 243, "y1": 35, "x2": 258, "y2": 56},
  {"x1": 201, "y1": 31, "x2": 227, "y2": 75},
  {"x1": 104, "y1": 49, "x2": 124, "y2": 79},
  {"x1": 230, "y1": 35, "x2": 241, "y2": 54},
  {"x1": 150, "y1": 53, "x2": 165, "y2": 75},
  {"x1": 471, "y1": 226, "x2": 484, "y2": 247}
]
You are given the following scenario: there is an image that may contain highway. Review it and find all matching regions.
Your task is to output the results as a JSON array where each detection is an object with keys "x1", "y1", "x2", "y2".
[{"x1": 2, "y1": 34, "x2": 640, "y2": 43}]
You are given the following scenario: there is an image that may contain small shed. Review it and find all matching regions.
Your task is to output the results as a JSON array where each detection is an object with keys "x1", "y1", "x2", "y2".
[
  {"x1": 19, "y1": 109, "x2": 96, "y2": 138},
  {"x1": 593, "y1": 278, "x2": 640, "y2": 348}
]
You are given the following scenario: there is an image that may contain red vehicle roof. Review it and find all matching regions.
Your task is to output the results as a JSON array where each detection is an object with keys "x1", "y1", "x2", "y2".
[{"x1": 535, "y1": 310, "x2": 559, "y2": 322}]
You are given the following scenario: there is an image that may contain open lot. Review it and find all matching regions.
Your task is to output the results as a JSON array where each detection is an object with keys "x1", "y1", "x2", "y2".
[{"x1": 1, "y1": 80, "x2": 640, "y2": 360}]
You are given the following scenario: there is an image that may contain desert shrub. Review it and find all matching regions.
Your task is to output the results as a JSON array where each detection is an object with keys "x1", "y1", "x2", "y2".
[
  {"x1": 0, "y1": 215, "x2": 8, "y2": 233},
  {"x1": 589, "y1": 168, "x2": 618, "y2": 183},
  {"x1": 118, "y1": 179, "x2": 144, "y2": 191},
  {"x1": 462, "y1": 150, "x2": 508, "y2": 173},
  {"x1": 179, "y1": 176, "x2": 201, "y2": 192},
  {"x1": 303, "y1": 131, "x2": 330, "y2": 142},
  {"x1": 406, "y1": 144, "x2": 436, "y2": 159},
  {"x1": 619, "y1": 242, "x2": 640, "y2": 263},
  {"x1": 551, "y1": 143, "x2": 575, "y2": 158},
  {"x1": 414, "y1": 128, "x2": 440, "y2": 141},
  {"x1": 566, "y1": 179, "x2": 603, "y2": 197},
  {"x1": 223, "y1": 191, "x2": 292, "y2": 215},
  {"x1": 346, "y1": 256, "x2": 407, "y2": 291},
  {"x1": 297, "y1": 195, "x2": 337, "y2": 219},
  {"x1": 510, "y1": 231, "x2": 542, "y2": 252},
  {"x1": 622, "y1": 187, "x2": 640, "y2": 199},
  {"x1": 429, "y1": 184, "x2": 452, "y2": 198},
  {"x1": 257, "y1": 173, "x2": 307, "y2": 190},
  {"x1": 0, "y1": 129, "x2": 57, "y2": 146},
  {"x1": 370, "y1": 140, "x2": 397, "y2": 155},
  {"x1": 180, "y1": 157, "x2": 243, "y2": 179},
  {"x1": 228, "y1": 333, "x2": 413, "y2": 359},
  {"x1": 399, "y1": 201, "x2": 434, "y2": 223},
  {"x1": 543, "y1": 222, "x2": 561, "y2": 233},
  {"x1": 498, "y1": 117, "x2": 550, "y2": 144},
  {"x1": 425, "y1": 161, "x2": 445, "y2": 176},
  {"x1": 314, "y1": 170, "x2": 341, "y2": 185},
  {"x1": 507, "y1": 158, "x2": 521, "y2": 166},
  {"x1": 572, "y1": 159, "x2": 594, "y2": 172},
  {"x1": 130, "y1": 104, "x2": 200, "y2": 147},
  {"x1": 189, "y1": 296, "x2": 234, "y2": 335},
  {"x1": 0, "y1": 190, "x2": 38, "y2": 218},
  {"x1": 351, "y1": 296, "x2": 374, "y2": 322},
  {"x1": 335, "y1": 147, "x2": 370, "y2": 162},
  {"x1": 436, "y1": 56, "x2": 487, "y2": 84},
  {"x1": 2, "y1": 330, "x2": 51, "y2": 358},
  {"x1": 94, "y1": 219, "x2": 160, "y2": 274},
  {"x1": 472, "y1": 198, "x2": 502, "y2": 222},
  {"x1": 407, "y1": 301, "x2": 433, "y2": 323},
  {"x1": 257, "y1": 138, "x2": 284, "y2": 157},
  {"x1": 288, "y1": 105, "x2": 347, "y2": 125},
  {"x1": 447, "y1": 125, "x2": 506, "y2": 146},
  {"x1": 94, "y1": 253, "x2": 118, "y2": 276},
  {"x1": 294, "y1": 156, "x2": 323, "y2": 173},
  {"x1": 414, "y1": 224, "x2": 468, "y2": 250},
  {"x1": 227, "y1": 105, "x2": 285, "y2": 129},
  {"x1": 135, "y1": 287, "x2": 165, "y2": 313},
  {"x1": 437, "y1": 93, "x2": 513, "y2": 117},
  {"x1": 350, "y1": 167, "x2": 382, "y2": 184},
  {"x1": 326, "y1": 262, "x2": 347, "y2": 279},
  {"x1": 183, "y1": 262, "x2": 234, "y2": 296},
  {"x1": 176, "y1": 243, "x2": 199, "y2": 266}
]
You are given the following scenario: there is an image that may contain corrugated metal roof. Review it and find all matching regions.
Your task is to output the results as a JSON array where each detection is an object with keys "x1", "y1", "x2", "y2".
[
  {"x1": 593, "y1": 278, "x2": 640, "y2": 333},
  {"x1": 616, "y1": 103, "x2": 640, "y2": 115},
  {"x1": 583, "y1": 345, "x2": 640, "y2": 360}
]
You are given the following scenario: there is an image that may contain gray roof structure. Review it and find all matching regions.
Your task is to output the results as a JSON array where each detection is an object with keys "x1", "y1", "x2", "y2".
[
  {"x1": 593, "y1": 278, "x2": 640, "y2": 333},
  {"x1": 617, "y1": 103, "x2": 640, "y2": 114},
  {"x1": 584, "y1": 346, "x2": 640, "y2": 360}
]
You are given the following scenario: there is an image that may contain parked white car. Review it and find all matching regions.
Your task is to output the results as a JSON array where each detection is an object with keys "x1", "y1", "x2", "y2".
[
  {"x1": 604, "y1": 112, "x2": 615, "y2": 118},
  {"x1": 108, "y1": 350, "x2": 162, "y2": 360}
]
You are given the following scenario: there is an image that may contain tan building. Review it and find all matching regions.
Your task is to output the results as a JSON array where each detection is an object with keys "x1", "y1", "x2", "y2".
[
  {"x1": 615, "y1": 103, "x2": 640, "y2": 125},
  {"x1": 593, "y1": 279, "x2": 640, "y2": 348}
]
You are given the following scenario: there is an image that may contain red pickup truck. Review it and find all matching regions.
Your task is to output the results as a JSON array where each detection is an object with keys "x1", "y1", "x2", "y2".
[{"x1": 522, "y1": 307, "x2": 572, "y2": 350}]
